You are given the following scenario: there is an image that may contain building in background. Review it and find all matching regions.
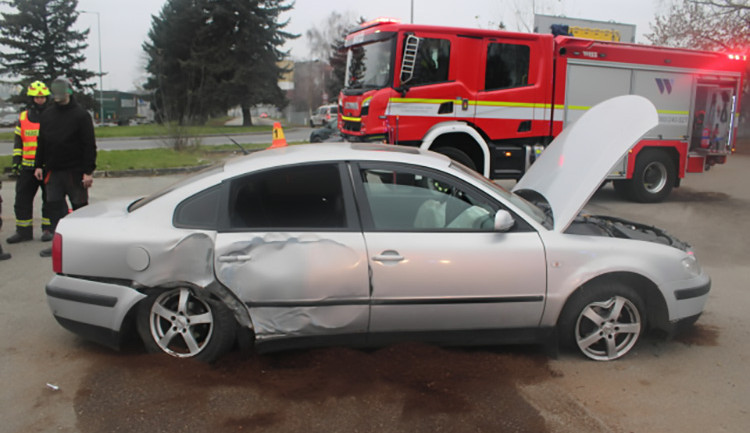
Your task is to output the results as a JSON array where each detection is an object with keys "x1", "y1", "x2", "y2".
[
  {"x1": 534, "y1": 14, "x2": 636, "y2": 43},
  {"x1": 94, "y1": 90, "x2": 153, "y2": 125}
]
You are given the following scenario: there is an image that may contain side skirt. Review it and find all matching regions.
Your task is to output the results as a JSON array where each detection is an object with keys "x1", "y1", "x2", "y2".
[{"x1": 254, "y1": 327, "x2": 557, "y2": 355}]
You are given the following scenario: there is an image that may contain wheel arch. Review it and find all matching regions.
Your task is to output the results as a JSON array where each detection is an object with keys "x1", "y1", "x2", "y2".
[
  {"x1": 134, "y1": 280, "x2": 253, "y2": 331},
  {"x1": 560, "y1": 271, "x2": 670, "y2": 333},
  {"x1": 420, "y1": 121, "x2": 491, "y2": 176}
]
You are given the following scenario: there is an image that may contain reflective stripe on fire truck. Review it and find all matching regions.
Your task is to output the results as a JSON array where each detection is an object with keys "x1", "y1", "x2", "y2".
[
  {"x1": 382, "y1": 98, "x2": 689, "y2": 133},
  {"x1": 341, "y1": 115, "x2": 362, "y2": 122}
]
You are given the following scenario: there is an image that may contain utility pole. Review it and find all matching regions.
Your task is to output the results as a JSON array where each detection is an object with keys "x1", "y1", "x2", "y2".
[{"x1": 81, "y1": 10, "x2": 104, "y2": 124}]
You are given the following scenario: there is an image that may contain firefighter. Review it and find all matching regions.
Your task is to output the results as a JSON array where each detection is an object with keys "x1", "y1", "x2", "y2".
[{"x1": 6, "y1": 81, "x2": 54, "y2": 244}]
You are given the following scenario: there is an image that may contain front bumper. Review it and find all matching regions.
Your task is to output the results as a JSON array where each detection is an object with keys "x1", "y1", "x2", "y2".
[
  {"x1": 663, "y1": 274, "x2": 711, "y2": 323},
  {"x1": 45, "y1": 275, "x2": 145, "y2": 349}
]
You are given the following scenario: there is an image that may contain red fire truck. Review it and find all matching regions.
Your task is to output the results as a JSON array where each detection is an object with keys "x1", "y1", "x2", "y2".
[{"x1": 338, "y1": 19, "x2": 746, "y2": 202}]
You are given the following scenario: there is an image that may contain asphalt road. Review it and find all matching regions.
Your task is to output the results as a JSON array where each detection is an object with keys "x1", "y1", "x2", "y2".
[
  {"x1": 1, "y1": 153, "x2": 749, "y2": 432},
  {"x1": 0, "y1": 125, "x2": 314, "y2": 155}
]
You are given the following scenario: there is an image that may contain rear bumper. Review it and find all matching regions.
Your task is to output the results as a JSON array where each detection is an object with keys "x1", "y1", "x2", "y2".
[{"x1": 45, "y1": 275, "x2": 146, "y2": 348}]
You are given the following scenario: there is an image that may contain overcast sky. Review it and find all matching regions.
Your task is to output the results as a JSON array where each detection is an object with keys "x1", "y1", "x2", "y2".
[{"x1": 72, "y1": 0, "x2": 670, "y2": 91}]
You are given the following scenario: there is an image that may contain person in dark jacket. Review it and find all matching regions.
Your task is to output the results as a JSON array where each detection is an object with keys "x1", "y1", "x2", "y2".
[
  {"x1": 7, "y1": 81, "x2": 54, "y2": 244},
  {"x1": 34, "y1": 76, "x2": 97, "y2": 257}
]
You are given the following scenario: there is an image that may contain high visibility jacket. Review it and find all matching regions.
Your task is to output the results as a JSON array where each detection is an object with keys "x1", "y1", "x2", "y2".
[{"x1": 18, "y1": 110, "x2": 40, "y2": 168}]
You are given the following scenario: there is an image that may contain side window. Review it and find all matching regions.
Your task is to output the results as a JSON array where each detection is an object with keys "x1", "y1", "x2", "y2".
[
  {"x1": 173, "y1": 185, "x2": 221, "y2": 229},
  {"x1": 408, "y1": 37, "x2": 451, "y2": 86},
  {"x1": 485, "y1": 43, "x2": 530, "y2": 90},
  {"x1": 360, "y1": 166, "x2": 497, "y2": 231},
  {"x1": 228, "y1": 164, "x2": 347, "y2": 230}
]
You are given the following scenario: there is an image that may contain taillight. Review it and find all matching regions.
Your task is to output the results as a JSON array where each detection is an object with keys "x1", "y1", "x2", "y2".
[{"x1": 52, "y1": 233, "x2": 62, "y2": 273}]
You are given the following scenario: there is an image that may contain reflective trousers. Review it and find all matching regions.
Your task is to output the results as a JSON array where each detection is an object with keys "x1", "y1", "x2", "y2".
[{"x1": 13, "y1": 168, "x2": 51, "y2": 236}]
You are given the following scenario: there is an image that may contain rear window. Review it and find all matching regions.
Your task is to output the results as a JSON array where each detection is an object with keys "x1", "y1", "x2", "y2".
[{"x1": 128, "y1": 164, "x2": 224, "y2": 212}]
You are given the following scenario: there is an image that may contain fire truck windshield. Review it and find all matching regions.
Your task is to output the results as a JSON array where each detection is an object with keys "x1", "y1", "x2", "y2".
[{"x1": 345, "y1": 38, "x2": 394, "y2": 91}]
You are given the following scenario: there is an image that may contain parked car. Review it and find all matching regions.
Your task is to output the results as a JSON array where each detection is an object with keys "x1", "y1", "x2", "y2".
[
  {"x1": 309, "y1": 120, "x2": 342, "y2": 143},
  {"x1": 310, "y1": 104, "x2": 338, "y2": 127},
  {"x1": 0, "y1": 112, "x2": 18, "y2": 127},
  {"x1": 44, "y1": 96, "x2": 709, "y2": 362}
]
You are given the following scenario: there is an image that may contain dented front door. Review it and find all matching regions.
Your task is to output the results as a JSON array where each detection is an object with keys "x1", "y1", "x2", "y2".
[{"x1": 214, "y1": 231, "x2": 370, "y2": 342}]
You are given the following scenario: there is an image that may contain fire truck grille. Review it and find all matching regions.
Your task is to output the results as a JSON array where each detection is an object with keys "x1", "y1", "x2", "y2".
[{"x1": 343, "y1": 120, "x2": 361, "y2": 132}]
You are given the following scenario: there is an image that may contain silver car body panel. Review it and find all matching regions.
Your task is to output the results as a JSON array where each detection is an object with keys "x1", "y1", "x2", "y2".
[
  {"x1": 536, "y1": 231, "x2": 710, "y2": 325},
  {"x1": 365, "y1": 231, "x2": 546, "y2": 331},
  {"x1": 46, "y1": 96, "x2": 707, "y2": 351},
  {"x1": 214, "y1": 232, "x2": 370, "y2": 341},
  {"x1": 514, "y1": 95, "x2": 659, "y2": 232}
]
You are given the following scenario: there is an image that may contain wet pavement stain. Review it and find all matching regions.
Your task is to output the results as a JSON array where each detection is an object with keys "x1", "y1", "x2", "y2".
[
  {"x1": 75, "y1": 343, "x2": 554, "y2": 433},
  {"x1": 675, "y1": 323, "x2": 719, "y2": 347}
]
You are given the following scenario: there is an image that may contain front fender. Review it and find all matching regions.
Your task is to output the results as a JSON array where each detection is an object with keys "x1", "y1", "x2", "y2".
[{"x1": 539, "y1": 232, "x2": 703, "y2": 327}]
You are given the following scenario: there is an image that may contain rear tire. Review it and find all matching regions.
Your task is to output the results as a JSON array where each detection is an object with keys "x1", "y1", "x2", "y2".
[
  {"x1": 136, "y1": 287, "x2": 236, "y2": 362},
  {"x1": 627, "y1": 149, "x2": 676, "y2": 203},
  {"x1": 558, "y1": 282, "x2": 645, "y2": 361}
]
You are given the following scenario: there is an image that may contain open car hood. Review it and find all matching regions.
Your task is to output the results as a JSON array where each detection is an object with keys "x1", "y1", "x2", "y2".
[{"x1": 513, "y1": 95, "x2": 658, "y2": 232}]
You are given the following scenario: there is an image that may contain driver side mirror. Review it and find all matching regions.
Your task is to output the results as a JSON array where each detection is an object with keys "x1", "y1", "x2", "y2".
[{"x1": 494, "y1": 210, "x2": 515, "y2": 232}]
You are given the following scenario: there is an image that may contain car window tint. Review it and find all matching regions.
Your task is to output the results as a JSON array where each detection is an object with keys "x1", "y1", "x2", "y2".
[
  {"x1": 173, "y1": 185, "x2": 221, "y2": 229},
  {"x1": 360, "y1": 167, "x2": 497, "y2": 231},
  {"x1": 229, "y1": 163, "x2": 346, "y2": 230}
]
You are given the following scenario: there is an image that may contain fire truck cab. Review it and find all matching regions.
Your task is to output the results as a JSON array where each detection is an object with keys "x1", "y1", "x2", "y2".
[{"x1": 338, "y1": 19, "x2": 746, "y2": 202}]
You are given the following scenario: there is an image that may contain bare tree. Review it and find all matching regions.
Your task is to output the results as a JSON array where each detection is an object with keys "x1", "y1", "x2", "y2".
[
  {"x1": 647, "y1": 0, "x2": 749, "y2": 50},
  {"x1": 304, "y1": 11, "x2": 356, "y2": 61}
]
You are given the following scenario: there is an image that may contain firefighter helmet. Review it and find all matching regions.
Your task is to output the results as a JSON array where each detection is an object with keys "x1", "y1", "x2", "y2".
[{"x1": 27, "y1": 81, "x2": 50, "y2": 97}]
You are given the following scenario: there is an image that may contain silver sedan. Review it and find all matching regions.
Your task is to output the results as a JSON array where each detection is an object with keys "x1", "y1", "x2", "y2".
[{"x1": 44, "y1": 96, "x2": 710, "y2": 362}]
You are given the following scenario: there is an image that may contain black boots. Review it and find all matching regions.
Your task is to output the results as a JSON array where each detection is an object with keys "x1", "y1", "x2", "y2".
[{"x1": 6, "y1": 232, "x2": 33, "y2": 244}]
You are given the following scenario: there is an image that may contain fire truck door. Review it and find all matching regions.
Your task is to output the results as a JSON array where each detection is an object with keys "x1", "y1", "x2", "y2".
[
  {"x1": 388, "y1": 33, "x2": 476, "y2": 141},
  {"x1": 474, "y1": 37, "x2": 546, "y2": 141}
]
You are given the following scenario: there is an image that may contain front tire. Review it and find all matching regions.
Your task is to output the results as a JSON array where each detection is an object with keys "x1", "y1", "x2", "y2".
[
  {"x1": 136, "y1": 287, "x2": 237, "y2": 362},
  {"x1": 559, "y1": 282, "x2": 645, "y2": 361},
  {"x1": 434, "y1": 147, "x2": 477, "y2": 171}
]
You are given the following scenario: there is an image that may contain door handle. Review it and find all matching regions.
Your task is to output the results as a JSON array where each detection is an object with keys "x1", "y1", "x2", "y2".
[
  {"x1": 372, "y1": 250, "x2": 405, "y2": 263},
  {"x1": 218, "y1": 255, "x2": 252, "y2": 263}
]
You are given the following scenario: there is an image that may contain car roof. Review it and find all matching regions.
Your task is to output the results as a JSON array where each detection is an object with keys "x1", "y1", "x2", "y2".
[{"x1": 222, "y1": 142, "x2": 451, "y2": 178}]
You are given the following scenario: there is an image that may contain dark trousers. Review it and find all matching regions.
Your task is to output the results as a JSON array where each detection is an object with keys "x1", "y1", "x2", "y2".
[
  {"x1": 14, "y1": 168, "x2": 52, "y2": 236},
  {"x1": 46, "y1": 169, "x2": 88, "y2": 232}
]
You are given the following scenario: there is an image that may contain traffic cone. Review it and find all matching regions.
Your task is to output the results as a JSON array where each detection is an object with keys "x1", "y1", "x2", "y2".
[{"x1": 268, "y1": 122, "x2": 288, "y2": 149}]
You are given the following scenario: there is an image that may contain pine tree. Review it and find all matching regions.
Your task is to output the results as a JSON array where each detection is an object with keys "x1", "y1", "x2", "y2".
[
  {"x1": 0, "y1": 0, "x2": 95, "y2": 99},
  {"x1": 143, "y1": 0, "x2": 296, "y2": 126}
]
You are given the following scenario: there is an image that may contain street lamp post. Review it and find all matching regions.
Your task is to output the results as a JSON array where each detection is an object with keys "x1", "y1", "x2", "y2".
[{"x1": 82, "y1": 10, "x2": 104, "y2": 124}]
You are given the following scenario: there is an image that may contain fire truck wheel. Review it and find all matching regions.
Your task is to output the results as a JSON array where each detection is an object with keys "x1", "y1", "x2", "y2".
[
  {"x1": 629, "y1": 149, "x2": 675, "y2": 203},
  {"x1": 434, "y1": 147, "x2": 477, "y2": 171}
]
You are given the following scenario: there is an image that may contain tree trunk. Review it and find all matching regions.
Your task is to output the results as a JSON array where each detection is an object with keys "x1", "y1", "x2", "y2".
[{"x1": 241, "y1": 104, "x2": 253, "y2": 126}]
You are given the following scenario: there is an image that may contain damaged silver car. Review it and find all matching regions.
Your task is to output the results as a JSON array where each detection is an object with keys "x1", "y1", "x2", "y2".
[{"x1": 45, "y1": 96, "x2": 710, "y2": 362}]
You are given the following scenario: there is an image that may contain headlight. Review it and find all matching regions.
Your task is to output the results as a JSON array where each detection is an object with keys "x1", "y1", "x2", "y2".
[{"x1": 681, "y1": 254, "x2": 702, "y2": 277}]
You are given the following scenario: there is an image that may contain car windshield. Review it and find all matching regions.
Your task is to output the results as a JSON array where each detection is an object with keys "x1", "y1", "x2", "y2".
[
  {"x1": 127, "y1": 163, "x2": 225, "y2": 212},
  {"x1": 345, "y1": 38, "x2": 394, "y2": 90},
  {"x1": 450, "y1": 163, "x2": 551, "y2": 229}
]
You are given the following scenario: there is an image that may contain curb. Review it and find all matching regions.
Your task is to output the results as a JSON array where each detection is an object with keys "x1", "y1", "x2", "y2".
[{"x1": 1, "y1": 164, "x2": 214, "y2": 182}]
